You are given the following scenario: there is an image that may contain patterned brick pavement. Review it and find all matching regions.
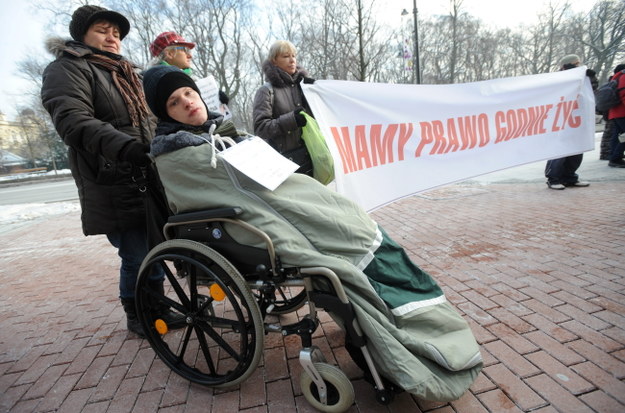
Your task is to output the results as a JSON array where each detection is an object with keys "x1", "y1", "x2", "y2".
[{"x1": 0, "y1": 178, "x2": 624, "y2": 412}]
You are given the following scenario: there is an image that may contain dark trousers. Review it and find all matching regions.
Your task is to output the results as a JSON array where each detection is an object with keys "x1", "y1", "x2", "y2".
[
  {"x1": 609, "y1": 118, "x2": 625, "y2": 162},
  {"x1": 545, "y1": 154, "x2": 583, "y2": 185},
  {"x1": 600, "y1": 119, "x2": 614, "y2": 160},
  {"x1": 106, "y1": 227, "x2": 164, "y2": 299}
]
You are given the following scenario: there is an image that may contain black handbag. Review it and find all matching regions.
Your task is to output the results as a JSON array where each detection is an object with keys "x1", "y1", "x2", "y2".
[{"x1": 134, "y1": 164, "x2": 171, "y2": 249}]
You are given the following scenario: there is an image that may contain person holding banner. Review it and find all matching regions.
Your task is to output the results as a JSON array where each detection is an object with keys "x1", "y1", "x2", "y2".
[
  {"x1": 544, "y1": 54, "x2": 595, "y2": 189},
  {"x1": 252, "y1": 40, "x2": 316, "y2": 176}
]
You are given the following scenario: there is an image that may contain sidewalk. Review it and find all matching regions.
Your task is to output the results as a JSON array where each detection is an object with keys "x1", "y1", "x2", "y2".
[{"x1": 1, "y1": 133, "x2": 624, "y2": 412}]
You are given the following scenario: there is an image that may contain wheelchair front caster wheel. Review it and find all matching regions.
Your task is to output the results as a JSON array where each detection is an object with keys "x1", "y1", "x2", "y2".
[{"x1": 300, "y1": 363, "x2": 354, "y2": 413}]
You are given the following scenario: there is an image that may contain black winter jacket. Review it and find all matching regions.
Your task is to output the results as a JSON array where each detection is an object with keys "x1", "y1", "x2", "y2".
[
  {"x1": 252, "y1": 61, "x2": 313, "y2": 153},
  {"x1": 41, "y1": 38, "x2": 155, "y2": 235}
]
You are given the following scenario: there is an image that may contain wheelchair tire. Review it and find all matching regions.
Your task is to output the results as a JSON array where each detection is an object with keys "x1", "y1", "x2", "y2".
[
  {"x1": 300, "y1": 363, "x2": 355, "y2": 413},
  {"x1": 136, "y1": 239, "x2": 264, "y2": 388}
]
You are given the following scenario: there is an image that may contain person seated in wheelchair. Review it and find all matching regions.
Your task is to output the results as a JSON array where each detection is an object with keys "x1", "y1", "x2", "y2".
[{"x1": 142, "y1": 65, "x2": 482, "y2": 402}]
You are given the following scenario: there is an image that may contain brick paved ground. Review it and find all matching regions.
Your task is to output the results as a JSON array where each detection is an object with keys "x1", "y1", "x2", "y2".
[{"x1": 0, "y1": 177, "x2": 624, "y2": 412}]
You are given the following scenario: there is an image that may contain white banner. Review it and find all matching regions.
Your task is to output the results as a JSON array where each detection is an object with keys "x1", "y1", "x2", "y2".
[{"x1": 302, "y1": 67, "x2": 595, "y2": 211}]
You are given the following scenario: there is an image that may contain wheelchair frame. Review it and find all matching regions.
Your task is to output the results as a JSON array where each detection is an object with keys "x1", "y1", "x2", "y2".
[{"x1": 135, "y1": 206, "x2": 393, "y2": 412}]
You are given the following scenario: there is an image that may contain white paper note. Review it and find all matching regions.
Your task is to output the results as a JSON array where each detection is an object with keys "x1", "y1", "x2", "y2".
[{"x1": 220, "y1": 136, "x2": 299, "y2": 190}]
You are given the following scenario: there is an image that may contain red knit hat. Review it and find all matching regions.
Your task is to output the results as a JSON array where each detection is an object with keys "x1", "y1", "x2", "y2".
[{"x1": 149, "y1": 32, "x2": 196, "y2": 57}]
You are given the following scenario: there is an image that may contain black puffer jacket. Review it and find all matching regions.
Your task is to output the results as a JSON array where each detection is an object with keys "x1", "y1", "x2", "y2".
[
  {"x1": 252, "y1": 61, "x2": 313, "y2": 153},
  {"x1": 41, "y1": 38, "x2": 154, "y2": 235}
]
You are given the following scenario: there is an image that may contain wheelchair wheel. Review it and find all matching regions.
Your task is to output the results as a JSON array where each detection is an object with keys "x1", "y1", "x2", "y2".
[
  {"x1": 136, "y1": 239, "x2": 264, "y2": 388},
  {"x1": 300, "y1": 363, "x2": 355, "y2": 413}
]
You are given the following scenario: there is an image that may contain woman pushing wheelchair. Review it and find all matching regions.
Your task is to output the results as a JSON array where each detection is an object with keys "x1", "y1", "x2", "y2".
[{"x1": 142, "y1": 65, "x2": 482, "y2": 403}]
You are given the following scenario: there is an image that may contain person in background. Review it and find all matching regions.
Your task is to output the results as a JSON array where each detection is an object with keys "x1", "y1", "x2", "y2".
[
  {"x1": 252, "y1": 40, "x2": 315, "y2": 176},
  {"x1": 599, "y1": 118, "x2": 615, "y2": 160},
  {"x1": 544, "y1": 54, "x2": 595, "y2": 190},
  {"x1": 148, "y1": 31, "x2": 229, "y2": 107},
  {"x1": 40, "y1": 5, "x2": 179, "y2": 337},
  {"x1": 606, "y1": 63, "x2": 625, "y2": 168}
]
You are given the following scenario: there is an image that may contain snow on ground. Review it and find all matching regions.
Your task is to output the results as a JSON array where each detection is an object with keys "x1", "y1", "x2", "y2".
[
  {"x1": 0, "y1": 169, "x2": 78, "y2": 227},
  {"x1": 0, "y1": 202, "x2": 79, "y2": 226},
  {"x1": 0, "y1": 169, "x2": 72, "y2": 182}
]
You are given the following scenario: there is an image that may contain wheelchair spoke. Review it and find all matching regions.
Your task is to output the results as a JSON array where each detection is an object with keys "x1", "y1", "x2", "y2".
[
  {"x1": 174, "y1": 325, "x2": 194, "y2": 362},
  {"x1": 195, "y1": 318, "x2": 244, "y2": 362},
  {"x1": 196, "y1": 295, "x2": 213, "y2": 315},
  {"x1": 161, "y1": 257, "x2": 192, "y2": 308},
  {"x1": 198, "y1": 315, "x2": 244, "y2": 331},
  {"x1": 194, "y1": 324, "x2": 218, "y2": 375},
  {"x1": 142, "y1": 280, "x2": 187, "y2": 315}
]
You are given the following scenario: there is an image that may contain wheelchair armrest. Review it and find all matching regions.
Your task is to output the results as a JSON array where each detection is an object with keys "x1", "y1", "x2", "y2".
[{"x1": 168, "y1": 207, "x2": 243, "y2": 224}]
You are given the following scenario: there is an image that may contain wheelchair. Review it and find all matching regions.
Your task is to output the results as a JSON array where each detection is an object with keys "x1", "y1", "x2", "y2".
[{"x1": 134, "y1": 205, "x2": 398, "y2": 412}]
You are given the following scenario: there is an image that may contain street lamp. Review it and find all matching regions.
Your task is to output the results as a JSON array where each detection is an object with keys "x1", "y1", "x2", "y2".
[
  {"x1": 400, "y1": 8, "x2": 410, "y2": 82},
  {"x1": 402, "y1": 1, "x2": 421, "y2": 84}
]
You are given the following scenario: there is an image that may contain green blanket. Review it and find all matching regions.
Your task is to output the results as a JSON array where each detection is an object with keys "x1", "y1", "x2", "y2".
[{"x1": 152, "y1": 131, "x2": 483, "y2": 401}]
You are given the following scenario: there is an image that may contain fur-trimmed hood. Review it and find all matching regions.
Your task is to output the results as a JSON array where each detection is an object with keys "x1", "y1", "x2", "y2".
[
  {"x1": 44, "y1": 36, "x2": 132, "y2": 64},
  {"x1": 262, "y1": 59, "x2": 308, "y2": 88},
  {"x1": 45, "y1": 36, "x2": 92, "y2": 59},
  {"x1": 44, "y1": 36, "x2": 143, "y2": 74}
]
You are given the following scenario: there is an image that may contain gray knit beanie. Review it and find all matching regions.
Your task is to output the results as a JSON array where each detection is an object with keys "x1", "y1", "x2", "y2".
[{"x1": 69, "y1": 5, "x2": 130, "y2": 42}]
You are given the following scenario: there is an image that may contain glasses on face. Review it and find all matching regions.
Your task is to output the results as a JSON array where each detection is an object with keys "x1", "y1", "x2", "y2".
[{"x1": 170, "y1": 46, "x2": 191, "y2": 54}]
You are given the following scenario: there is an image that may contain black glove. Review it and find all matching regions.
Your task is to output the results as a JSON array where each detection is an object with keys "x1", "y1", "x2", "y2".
[
  {"x1": 294, "y1": 110, "x2": 307, "y2": 127},
  {"x1": 303, "y1": 77, "x2": 315, "y2": 84},
  {"x1": 120, "y1": 141, "x2": 151, "y2": 166},
  {"x1": 219, "y1": 90, "x2": 229, "y2": 105}
]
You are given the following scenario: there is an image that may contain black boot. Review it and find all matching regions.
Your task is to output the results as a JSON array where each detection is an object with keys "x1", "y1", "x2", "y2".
[
  {"x1": 121, "y1": 298, "x2": 146, "y2": 338},
  {"x1": 149, "y1": 281, "x2": 186, "y2": 329}
]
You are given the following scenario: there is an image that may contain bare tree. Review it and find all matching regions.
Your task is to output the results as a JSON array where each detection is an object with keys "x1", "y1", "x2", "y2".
[
  {"x1": 109, "y1": 0, "x2": 169, "y2": 65},
  {"x1": 15, "y1": 110, "x2": 45, "y2": 167},
  {"x1": 183, "y1": 0, "x2": 253, "y2": 101},
  {"x1": 577, "y1": 0, "x2": 625, "y2": 83},
  {"x1": 271, "y1": 0, "x2": 394, "y2": 82},
  {"x1": 18, "y1": 109, "x2": 66, "y2": 172},
  {"x1": 275, "y1": 0, "x2": 355, "y2": 80},
  {"x1": 523, "y1": 2, "x2": 573, "y2": 74},
  {"x1": 350, "y1": 0, "x2": 389, "y2": 81},
  {"x1": 420, "y1": 3, "x2": 468, "y2": 84},
  {"x1": 13, "y1": 0, "x2": 624, "y2": 138},
  {"x1": 12, "y1": 54, "x2": 68, "y2": 171}
]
